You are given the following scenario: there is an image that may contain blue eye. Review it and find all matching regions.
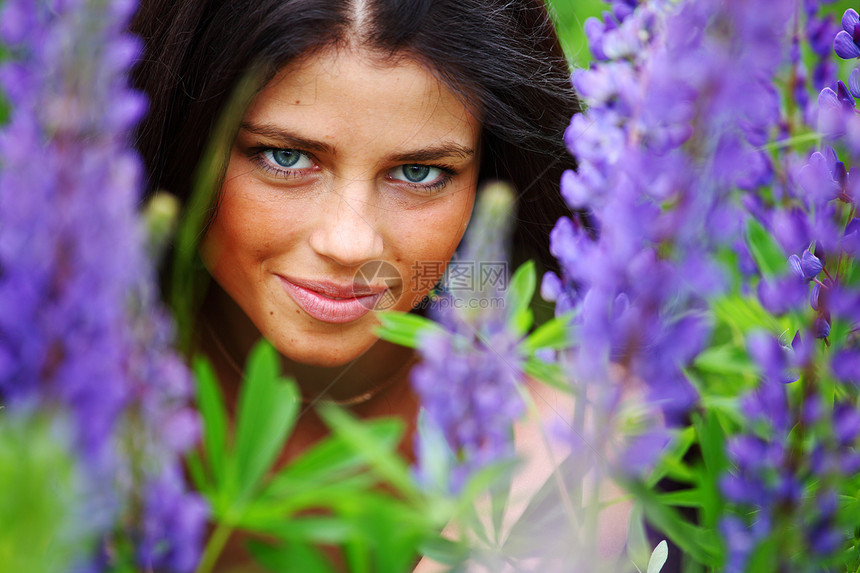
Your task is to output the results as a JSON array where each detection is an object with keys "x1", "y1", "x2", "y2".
[
  {"x1": 390, "y1": 164, "x2": 442, "y2": 184},
  {"x1": 262, "y1": 148, "x2": 313, "y2": 169}
]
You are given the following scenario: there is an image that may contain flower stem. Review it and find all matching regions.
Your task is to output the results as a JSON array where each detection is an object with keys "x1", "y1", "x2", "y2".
[
  {"x1": 756, "y1": 131, "x2": 823, "y2": 152},
  {"x1": 194, "y1": 523, "x2": 234, "y2": 573}
]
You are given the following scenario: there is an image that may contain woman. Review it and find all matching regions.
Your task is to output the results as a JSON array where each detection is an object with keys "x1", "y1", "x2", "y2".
[{"x1": 130, "y1": 0, "x2": 598, "y2": 569}]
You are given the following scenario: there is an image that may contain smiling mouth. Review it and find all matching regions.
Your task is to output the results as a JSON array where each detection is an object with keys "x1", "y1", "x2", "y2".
[{"x1": 277, "y1": 276, "x2": 387, "y2": 323}]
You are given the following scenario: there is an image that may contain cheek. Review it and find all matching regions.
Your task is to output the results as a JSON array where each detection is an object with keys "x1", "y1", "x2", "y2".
[
  {"x1": 201, "y1": 184, "x2": 302, "y2": 276},
  {"x1": 393, "y1": 192, "x2": 475, "y2": 301}
]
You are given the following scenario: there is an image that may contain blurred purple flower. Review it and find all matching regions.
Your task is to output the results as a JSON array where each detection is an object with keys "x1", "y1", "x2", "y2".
[
  {"x1": 412, "y1": 185, "x2": 526, "y2": 492},
  {"x1": 818, "y1": 81, "x2": 856, "y2": 137},
  {"x1": 0, "y1": 0, "x2": 205, "y2": 570},
  {"x1": 552, "y1": 0, "x2": 795, "y2": 475}
]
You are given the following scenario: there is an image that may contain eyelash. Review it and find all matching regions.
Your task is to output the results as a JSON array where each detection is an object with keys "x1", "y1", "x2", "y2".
[
  {"x1": 249, "y1": 147, "x2": 315, "y2": 180},
  {"x1": 248, "y1": 147, "x2": 458, "y2": 194}
]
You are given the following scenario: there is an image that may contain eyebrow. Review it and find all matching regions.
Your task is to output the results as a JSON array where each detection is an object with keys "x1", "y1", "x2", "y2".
[
  {"x1": 240, "y1": 121, "x2": 475, "y2": 163},
  {"x1": 241, "y1": 121, "x2": 336, "y2": 155}
]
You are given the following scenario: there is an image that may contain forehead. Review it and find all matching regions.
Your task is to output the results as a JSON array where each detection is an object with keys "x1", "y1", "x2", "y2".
[{"x1": 243, "y1": 47, "x2": 481, "y2": 155}]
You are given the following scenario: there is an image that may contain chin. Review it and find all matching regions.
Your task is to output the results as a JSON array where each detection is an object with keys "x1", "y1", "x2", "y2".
[{"x1": 272, "y1": 336, "x2": 376, "y2": 369}]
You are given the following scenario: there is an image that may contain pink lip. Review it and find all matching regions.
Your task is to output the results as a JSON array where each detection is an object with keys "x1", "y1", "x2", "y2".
[{"x1": 278, "y1": 276, "x2": 386, "y2": 324}]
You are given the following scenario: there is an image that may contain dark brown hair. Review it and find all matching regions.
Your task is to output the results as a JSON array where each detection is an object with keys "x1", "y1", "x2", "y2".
[{"x1": 130, "y1": 0, "x2": 579, "y2": 274}]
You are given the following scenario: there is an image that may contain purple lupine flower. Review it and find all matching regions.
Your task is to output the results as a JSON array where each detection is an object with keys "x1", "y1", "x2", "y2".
[
  {"x1": 412, "y1": 184, "x2": 526, "y2": 492},
  {"x1": 556, "y1": 0, "x2": 860, "y2": 568},
  {"x1": 834, "y1": 8, "x2": 860, "y2": 59},
  {"x1": 789, "y1": 250, "x2": 824, "y2": 281},
  {"x1": 549, "y1": 0, "x2": 796, "y2": 474},
  {"x1": 850, "y1": 67, "x2": 860, "y2": 98},
  {"x1": 722, "y1": 333, "x2": 856, "y2": 570},
  {"x1": 0, "y1": 0, "x2": 205, "y2": 570},
  {"x1": 818, "y1": 80, "x2": 857, "y2": 138}
]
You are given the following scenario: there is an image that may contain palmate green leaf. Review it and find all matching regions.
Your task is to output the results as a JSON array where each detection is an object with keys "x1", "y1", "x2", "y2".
[
  {"x1": 505, "y1": 260, "x2": 536, "y2": 336},
  {"x1": 349, "y1": 497, "x2": 428, "y2": 573},
  {"x1": 193, "y1": 356, "x2": 228, "y2": 487},
  {"x1": 265, "y1": 417, "x2": 402, "y2": 494},
  {"x1": 317, "y1": 404, "x2": 415, "y2": 499},
  {"x1": 246, "y1": 539, "x2": 338, "y2": 573},
  {"x1": 344, "y1": 535, "x2": 372, "y2": 573},
  {"x1": 626, "y1": 480, "x2": 721, "y2": 565},
  {"x1": 375, "y1": 310, "x2": 447, "y2": 348},
  {"x1": 259, "y1": 516, "x2": 358, "y2": 545},
  {"x1": 745, "y1": 218, "x2": 788, "y2": 278},
  {"x1": 232, "y1": 341, "x2": 300, "y2": 504},
  {"x1": 239, "y1": 476, "x2": 381, "y2": 528}
]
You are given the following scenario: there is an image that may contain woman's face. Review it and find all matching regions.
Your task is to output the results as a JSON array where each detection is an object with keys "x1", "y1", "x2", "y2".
[{"x1": 201, "y1": 47, "x2": 481, "y2": 367}]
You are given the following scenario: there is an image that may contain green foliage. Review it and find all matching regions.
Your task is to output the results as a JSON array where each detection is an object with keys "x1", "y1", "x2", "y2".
[
  {"x1": 190, "y1": 341, "x2": 452, "y2": 573},
  {"x1": 375, "y1": 311, "x2": 447, "y2": 348},
  {"x1": 506, "y1": 259, "x2": 536, "y2": 335},
  {"x1": 546, "y1": 0, "x2": 608, "y2": 67},
  {"x1": 0, "y1": 412, "x2": 95, "y2": 573},
  {"x1": 745, "y1": 218, "x2": 788, "y2": 278}
]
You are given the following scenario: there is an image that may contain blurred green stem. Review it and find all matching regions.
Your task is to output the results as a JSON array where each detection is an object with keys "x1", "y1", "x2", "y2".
[{"x1": 194, "y1": 524, "x2": 234, "y2": 573}]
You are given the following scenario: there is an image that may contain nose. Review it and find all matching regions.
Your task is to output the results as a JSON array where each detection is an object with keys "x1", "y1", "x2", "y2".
[{"x1": 308, "y1": 179, "x2": 384, "y2": 267}]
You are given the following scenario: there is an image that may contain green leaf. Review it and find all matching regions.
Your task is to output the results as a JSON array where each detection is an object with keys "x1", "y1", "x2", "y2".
[
  {"x1": 712, "y1": 295, "x2": 784, "y2": 335},
  {"x1": 193, "y1": 356, "x2": 228, "y2": 486},
  {"x1": 417, "y1": 536, "x2": 469, "y2": 567},
  {"x1": 232, "y1": 341, "x2": 300, "y2": 502},
  {"x1": 246, "y1": 539, "x2": 338, "y2": 573},
  {"x1": 523, "y1": 356, "x2": 571, "y2": 391},
  {"x1": 184, "y1": 449, "x2": 212, "y2": 497},
  {"x1": 262, "y1": 516, "x2": 357, "y2": 544},
  {"x1": 240, "y1": 480, "x2": 380, "y2": 528},
  {"x1": 655, "y1": 489, "x2": 706, "y2": 508},
  {"x1": 646, "y1": 426, "x2": 696, "y2": 488},
  {"x1": 692, "y1": 343, "x2": 756, "y2": 376},
  {"x1": 523, "y1": 314, "x2": 574, "y2": 352},
  {"x1": 505, "y1": 260, "x2": 536, "y2": 335},
  {"x1": 628, "y1": 480, "x2": 720, "y2": 564},
  {"x1": 844, "y1": 256, "x2": 860, "y2": 286},
  {"x1": 647, "y1": 540, "x2": 669, "y2": 573},
  {"x1": 317, "y1": 405, "x2": 415, "y2": 499},
  {"x1": 375, "y1": 311, "x2": 446, "y2": 349},
  {"x1": 745, "y1": 218, "x2": 787, "y2": 278},
  {"x1": 692, "y1": 412, "x2": 728, "y2": 529},
  {"x1": 273, "y1": 418, "x2": 402, "y2": 487}
]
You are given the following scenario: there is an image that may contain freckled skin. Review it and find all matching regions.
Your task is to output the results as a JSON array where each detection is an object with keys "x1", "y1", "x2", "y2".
[{"x1": 200, "y1": 47, "x2": 481, "y2": 398}]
